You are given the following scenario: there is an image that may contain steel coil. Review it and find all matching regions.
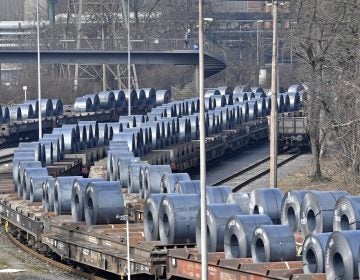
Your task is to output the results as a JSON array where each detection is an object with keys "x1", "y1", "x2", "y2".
[
  {"x1": 18, "y1": 104, "x2": 34, "y2": 119},
  {"x1": 52, "y1": 127, "x2": 78, "y2": 153},
  {"x1": 333, "y1": 196, "x2": 360, "y2": 231},
  {"x1": 204, "y1": 97, "x2": 214, "y2": 111},
  {"x1": 23, "y1": 167, "x2": 48, "y2": 200},
  {"x1": 282, "y1": 93, "x2": 290, "y2": 112},
  {"x1": 145, "y1": 122, "x2": 161, "y2": 149},
  {"x1": 226, "y1": 192, "x2": 250, "y2": 214},
  {"x1": 13, "y1": 155, "x2": 37, "y2": 191},
  {"x1": 206, "y1": 186, "x2": 232, "y2": 204},
  {"x1": 113, "y1": 90, "x2": 126, "y2": 110},
  {"x1": 124, "y1": 89, "x2": 138, "y2": 109},
  {"x1": 52, "y1": 99, "x2": 63, "y2": 116},
  {"x1": 233, "y1": 92, "x2": 248, "y2": 102},
  {"x1": 71, "y1": 178, "x2": 104, "y2": 222},
  {"x1": 23, "y1": 100, "x2": 39, "y2": 117},
  {"x1": 98, "y1": 91, "x2": 116, "y2": 109},
  {"x1": 223, "y1": 94, "x2": 233, "y2": 106},
  {"x1": 211, "y1": 95, "x2": 226, "y2": 108},
  {"x1": 84, "y1": 181, "x2": 124, "y2": 225},
  {"x1": 54, "y1": 176, "x2": 82, "y2": 215},
  {"x1": 264, "y1": 97, "x2": 271, "y2": 114},
  {"x1": 107, "y1": 150, "x2": 133, "y2": 181},
  {"x1": 247, "y1": 100, "x2": 258, "y2": 120},
  {"x1": 39, "y1": 140, "x2": 53, "y2": 165},
  {"x1": 144, "y1": 194, "x2": 166, "y2": 241},
  {"x1": 277, "y1": 94, "x2": 285, "y2": 113},
  {"x1": 128, "y1": 163, "x2": 147, "y2": 193},
  {"x1": 30, "y1": 176, "x2": 52, "y2": 203},
  {"x1": 302, "y1": 232, "x2": 331, "y2": 274},
  {"x1": 8, "y1": 106, "x2": 22, "y2": 121},
  {"x1": 235, "y1": 102, "x2": 249, "y2": 122},
  {"x1": 40, "y1": 99, "x2": 53, "y2": 117},
  {"x1": 97, "y1": 123, "x2": 109, "y2": 145},
  {"x1": 281, "y1": 190, "x2": 311, "y2": 232},
  {"x1": 325, "y1": 230, "x2": 360, "y2": 279},
  {"x1": 205, "y1": 89, "x2": 220, "y2": 97},
  {"x1": 224, "y1": 214, "x2": 272, "y2": 259},
  {"x1": 117, "y1": 157, "x2": 140, "y2": 187},
  {"x1": 178, "y1": 118, "x2": 189, "y2": 143},
  {"x1": 83, "y1": 94, "x2": 100, "y2": 111},
  {"x1": 143, "y1": 165, "x2": 172, "y2": 199},
  {"x1": 196, "y1": 204, "x2": 242, "y2": 252},
  {"x1": 1, "y1": 106, "x2": 9, "y2": 122},
  {"x1": 253, "y1": 98, "x2": 266, "y2": 117},
  {"x1": 79, "y1": 121, "x2": 98, "y2": 147},
  {"x1": 251, "y1": 225, "x2": 296, "y2": 263},
  {"x1": 249, "y1": 188, "x2": 284, "y2": 224},
  {"x1": 119, "y1": 115, "x2": 136, "y2": 128},
  {"x1": 174, "y1": 180, "x2": 200, "y2": 194},
  {"x1": 112, "y1": 132, "x2": 137, "y2": 155},
  {"x1": 44, "y1": 177, "x2": 56, "y2": 212},
  {"x1": 155, "y1": 89, "x2": 171, "y2": 105},
  {"x1": 160, "y1": 173, "x2": 191, "y2": 193},
  {"x1": 300, "y1": 191, "x2": 350, "y2": 236},
  {"x1": 143, "y1": 88, "x2": 156, "y2": 107},
  {"x1": 287, "y1": 92, "x2": 301, "y2": 111},
  {"x1": 40, "y1": 138, "x2": 59, "y2": 162},
  {"x1": 74, "y1": 97, "x2": 93, "y2": 112},
  {"x1": 17, "y1": 161, "x2": 42, "y2": 197},
  {"x1": 43, "y1": 134, "x2": 65, "y2": 159},
  {"x1": 159, "y1": 194, "x2": 200, "y2": 245},
  {"x1": 136, "y1": 89, "x2": 147, "y2": 110},
  {"x1": 139, "y1": 164, "x2": 150, "y2": 199}
]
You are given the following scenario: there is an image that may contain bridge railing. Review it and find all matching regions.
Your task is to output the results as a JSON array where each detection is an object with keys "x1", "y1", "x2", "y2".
[{"x1": 0, "y1": 37, "x2": 226, "y2": 61}]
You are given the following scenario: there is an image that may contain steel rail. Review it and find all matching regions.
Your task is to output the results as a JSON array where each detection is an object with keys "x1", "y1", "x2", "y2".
[{"x1": 213, "y1": 149, "x2": 301, "y2": 192}]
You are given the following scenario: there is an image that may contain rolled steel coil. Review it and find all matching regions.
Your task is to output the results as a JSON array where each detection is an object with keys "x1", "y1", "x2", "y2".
[
  {"x1": 18, "y1": 104, "x2": 34, "y2": 119},
  {"x1": 112, "y1": 132, "x2": 137, "y2": 155},
  {"x1": 264, "y1": 97, "x2": 271, "y2": 114},
  {"x1": 128, "y1": 163, "x2": 147, "y2": 193},
  {"x1": 79, "y1": 121, "x2": 98, "y2": 147},
  {"x1": 217, "y1": 86, "x2": 233, "y2": 96},
  {"x1": 106, "y1": 150, "x2": 133, "y2": 181},
  {"x1": 302, "y1": 232, "x2": 331, "y2": 274},
  {"x1": 159, "y1": 194, "x2": 200, "y2": 245},
  {"x1": 204, "y1": 97, "x2": 214, "y2": 111},
  {"x1": 251, "y1": 224, "x2": 296, "y2": 263},
  {"x1": 40, "y1": 138, "x2": 59, "y2": 162},
  {"x1": 233, "y1": 92, "x2": 248, "y2": 102},
  {"x1": 124, "y1": 89, "x2": 138, "y2": 109},
  {"x1": 145, "y1": 121, "x2": 161, "y2": 149},
  {"x1": 187, "y1": 98, "x2": 198, "y2": 114},
  {"x1": 98, "y1": 91, "x2": 116, "y2": 109},
  {"x1": 206, "y1": 186, "x2": 232, "y2": 204},
  {"x1": 136, "y1": 89, "x2": 147, "y2": 109},
  {"x1": 235, "y1": 102, "x2": 249, "y2": 122},
  {"x1": 113, "y1": 90, "x2": 126, "y2": 110},
  {"x1": 249, "y1": 188, "x2": 284, "y2": 224},
  {"x1": 97, "y1": 123, "x2": 109, "y2": 145},
  {"x1": 253, "y1": 98, "x2": 266, "y2": 117},
  {"x1": 84, "y1": 181, "x2": 124, "y2": 225},
  {"x1": 223, "y1": 94, "x2": 233, "y2": 106},
  {"x1": 1, "y1": 107, "x2": 9, "y2": 122},
  {"x1": 52, "y1": 127, "x2": 78, "y2": 153},
  {"x1": 143, "y1": 165, "x2": 172, "y2": 199},
  {"x1": 39, "y1": 140, "x2": 53, "y2": 165},
  {"x1": 188, "y1": 114, "x2": 199, "y2": 140},
  {"x1": 117, "y1": 157, "x2": 140, "y2": 187},
  {"x1": 30, "y1": 176, "x2": 52, "y2": 203},
  {"x1": 23, "y1": 100, "x2": 39, "y2": 117},
  {"x1": 40, "y1": 99, "x2": 53, "y2": 117},
  {"x1": 287, "y1": 92, "x2": 301, "y2": 111},
  {"x1": 139, "y1": 164, "x2": 149, "y2": 198},
  {"x1": 44, "y1": 177, "x2": 56, "y2": 212},
  {"x1": 160, "y1": 173, "x2": 191, "y2": 193},
  {"x1": 205, "y1": 89, "x2": 220, "y2": 97},
  {"x1": 122, "y1": 127, "x2": 144, "y2": 155},
  {"x1": 247, "y1": 100, "x2": 258, "y2": 121},
  {"x1": 224, "y1": 214, "x2": 272, "y2": 259},
  {"x1": 71, "y1": 178, "x2": 104, "y2": 222},
  {"x1": 277, "y1": 94, "x2": 285, "y2": 113},
  {"x1": 106, "y1": 122, "x2": 120, "y2": 138},
  {"x1": 325, "y1": 230, "x2": 360, "y2": 279},
  {"x1": 155, "y1": 89, "x2": 171, "y2": 105},
  {"x1": 174, "y1": 180, "x2": 200, "y2": 194},
  {"x1": 8, "y1": 106, "x2": 22, "y2": 121},
  {"x1": 226, "y1": 192, "x2": 250, "y2": 214},
  {"x1": 143, "y1": 88, "x2": 156, "y2": 106},
  {"x1": 282, "y1": 93, "x2": 290, "y2": 112},
  {"x1": 178, "y1": 118, "x2": 190, "y2": 143},
  {"x1": 300, "y1": 191, "x2": 350, "y2": 236},
  {"x1": 23, "y1": 167, "x2": 48, "y2": 200},
  {"x1": 333, "y1": 196, "x2": 360, "y2": 231},
  {"x1": 211, "y1": 95, "x2": 226, "y2": 108},
  {"x1": 43, "y1": 134, "x2": 65, "y2": 159},
  {"x1": 133, "y1": 115, "x2": 146, "y2": 126},
  {"x1": 226, "y1": 105, "x2": 242, "y2": 125},
  {"x1": 17, "y1": 160, "x2": 42, "y2": 196},
  {"x1": 83, "y1": 93, "x2": 100, "y2": 111},
  {"x1": 288, "y1": 84, "x2": 305, "y2": 93},
  {"x1": 13, "y1": 155, "x2": 37, "y2": 191},
  {"x1": 253, "y1": 92, "x2": 266, "y2": 99},
  {"x1": 196, "y1": 204, "x2": 242, "y2": 252},
  {"x1": 52, "y1": 99, "x2": 63, "y2": 116},
  {"x1": 0, "y1": 105, "x2": 3, "y2": 122},
  {"x1": 251, "y1": 87, "x2": 265, "y2": 95},
  {"x1": 233, "y1": 85, "x2": 248, "y2": 94},
  {"x1": 108, "y1": 140, "x2": 130, "y2": 150},
  {"x1": 54, "y1": 176, "x2": 82, "y2": 215},
  {"x1": 119, "y1": 115, "x2": 136, "y2": 128},
  {"x1": 281, "y1": 190, "x2": 311, "y2": 232},
  {"x1": 144, "y1": 194, "x2": 166, "y2": 241},
  {"x1": 74, "y1": 97, "x2": 93, "y2": 112}
]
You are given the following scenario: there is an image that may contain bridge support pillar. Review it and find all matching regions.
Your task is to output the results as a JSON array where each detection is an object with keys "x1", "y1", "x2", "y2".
[{"x1": 193, "y1": 65, "x2": 199, "y2": 95}]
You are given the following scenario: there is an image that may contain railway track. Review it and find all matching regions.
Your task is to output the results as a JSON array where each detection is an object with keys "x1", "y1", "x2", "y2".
[
  {"x1": 5, "y1": 229, "x2": 105, "y2": 280},
  {"x1": 213, "y1": 149, "x2": 301, "y2": 192}
]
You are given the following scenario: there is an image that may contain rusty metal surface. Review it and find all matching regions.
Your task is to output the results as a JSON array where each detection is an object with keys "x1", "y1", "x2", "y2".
[{"x1": 166, "y1": 248, "x2": 327, "y2": 280}]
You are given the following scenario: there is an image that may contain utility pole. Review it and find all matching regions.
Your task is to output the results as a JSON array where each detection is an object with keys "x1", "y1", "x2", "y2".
[
  {"x1": 36, "y1": 0, "x2": 42, "y2": 139},
  {"x1": 270, "y1": 0, "x2": 278, "y2": 188},
  {"x1": 74, "y1": 0, "x2": 83, "y2": 94},
  {"x1": 199, "y1": 1, "x2": 208, "y2": 279}
]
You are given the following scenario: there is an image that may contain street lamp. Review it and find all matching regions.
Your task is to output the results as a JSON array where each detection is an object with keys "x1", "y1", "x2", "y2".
[
  {"x1": 116, "y1": 207, "x2": 131, "y2": 280},
  {"x1": 36, "y1": 0, "x2": 42, "y2": 139},
  {"x1": 256, "y1": 20, "x2": 264, "y2": 84},
  {"x1": 23, "y1": 86, "x2": 27, "y2": 101}
]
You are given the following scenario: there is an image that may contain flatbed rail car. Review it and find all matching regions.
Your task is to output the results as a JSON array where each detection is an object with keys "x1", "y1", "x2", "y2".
[
  {"x1": 166, "y1": 249, "x2": 326, "y2": 280},
  {"x1": 278, "y1": 116, "x2": 310, "y2": 151}
]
